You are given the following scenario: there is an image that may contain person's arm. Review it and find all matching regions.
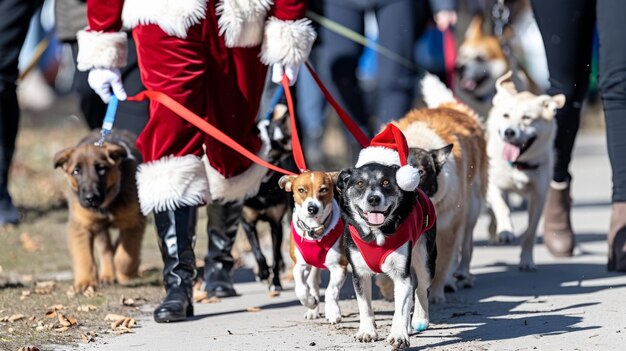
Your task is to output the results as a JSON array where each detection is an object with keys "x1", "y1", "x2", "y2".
[
  {"x1": 76, "y1": 0, "x2": 127, "y2": 102},
  {"x1": 262, "y1": 0, "x2": 317, "y2": 85}
]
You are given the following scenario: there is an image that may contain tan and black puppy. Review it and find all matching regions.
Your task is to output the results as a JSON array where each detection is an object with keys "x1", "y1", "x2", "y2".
[{"x1": 54, "y1": 130, "x2": 145, "y2": 291}]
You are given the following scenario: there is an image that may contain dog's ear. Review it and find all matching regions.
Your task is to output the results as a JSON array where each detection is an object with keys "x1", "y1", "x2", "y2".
[
  {"x1": 103, "y1": 142, "x2": 128, "y2": 165},
  {"x1": 278, "y1": 175, "x2": 296, "y2": 192},
  {"x1": 465, "y1": 15, "x2": 484, "y2": 40},
  {"x1": 495, "y1": 71, "x2": 516, "y2": 95},
  {"x1": 53, "y1": 147, "x2": 75, "y2": 170},
  {"x1": 325, "y1": 171, "x2": 339, "y2": 185},
  {"x1": 538, "y1": 94, "x2": 566, "y2": 120},
  {"x1": 335, "y1": 168, "x2": 352, "y2": 194},
  {"x1": 431, "y1": 144, "x2": 453, "y2": 173}
]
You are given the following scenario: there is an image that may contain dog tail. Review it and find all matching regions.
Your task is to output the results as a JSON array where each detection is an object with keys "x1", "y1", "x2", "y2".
[
  {"x1": 420, "y1": 72, "x2": 481, "y2": 122},
  {"x1": 420, "y1": 72, "x2": 455, "y2": 109}
]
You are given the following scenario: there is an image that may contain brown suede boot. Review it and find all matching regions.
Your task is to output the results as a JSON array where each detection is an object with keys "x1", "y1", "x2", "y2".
[
  {"x1": 607, "y1": 202, "x2": 626, "y2": 272},
  {"x1": 543, "y1": 181, "x2": 575, "y2": 257}
]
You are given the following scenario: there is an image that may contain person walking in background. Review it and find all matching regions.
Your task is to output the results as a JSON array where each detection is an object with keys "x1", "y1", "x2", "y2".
[
  {"x1": 532, "y1": 0, "x2": 626, "y2": 271},
  {"x1": 317, "y1": 0, "x2": 457, "y2": 136},
  {"x1": 78, "y1": 0, "x2": 315, "y2": 322},
  {"x1": 55, "y1": 0, "x2": 148, "y2": 136},
  {"x1": 0, "y1": 0, "x2": 43, "y2": 225}
]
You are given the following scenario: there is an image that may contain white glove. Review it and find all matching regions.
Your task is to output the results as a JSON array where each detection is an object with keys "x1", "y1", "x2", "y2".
[
  {"x1": 271, "y1": 63, "x2": 300, "y2": 86},
  {"x1": 87, "y1": 68, "x2": 127, "y2": 103}
]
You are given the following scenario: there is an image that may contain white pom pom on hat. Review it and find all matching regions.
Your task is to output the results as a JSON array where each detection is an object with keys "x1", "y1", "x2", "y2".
[{"x1": 355, "y1": 124, "x2": 420, "y2": 191}]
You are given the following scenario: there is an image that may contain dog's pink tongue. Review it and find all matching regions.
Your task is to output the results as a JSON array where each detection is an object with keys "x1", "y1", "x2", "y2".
[
  {"x1": 502, "y1": 143, "x2": 521, "y2": 162},
  {"x1": 366, "y1": 212, "x2": 385, "y2": 225}
]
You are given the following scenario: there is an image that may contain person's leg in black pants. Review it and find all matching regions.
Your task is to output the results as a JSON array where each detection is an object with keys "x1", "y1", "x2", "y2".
[
  {"x1": 0, "y1": 0, "x2": 42, "y2": 224},
  {"x1": 318, "y1": 0, "x2": 368, "y2": 132},
  {"x1": 597, "y1": 0, "x2": 626, "y2": 271},
  {"x1": 71, "y1": 37, "x2": 148, "y2": 136},
  {"x1": 531, "y1": 0, "x2": 596, "y2": 257},
  {"x1": 374, "y1": 0, "x2": 416, "y2": 124}
]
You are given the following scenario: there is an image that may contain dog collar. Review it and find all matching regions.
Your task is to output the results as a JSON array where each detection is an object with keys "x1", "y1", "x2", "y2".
[
  {"x1": 296, "y1": 208, "x2": 334, "y2": 240},
  {"x1": 509, "y1": 161, "x2": 540, "y2": 170}
]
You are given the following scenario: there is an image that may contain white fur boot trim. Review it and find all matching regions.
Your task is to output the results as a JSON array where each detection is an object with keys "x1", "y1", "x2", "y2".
[
  {"x1": 76, "y1": 30, "x2": 127, "y2": 71},
  {"x1": 260, "y1": 17, "x2": 316, "y2": 66},
  {"x1": 136, "y1": 155, "x2": 210, "y2": 215}
]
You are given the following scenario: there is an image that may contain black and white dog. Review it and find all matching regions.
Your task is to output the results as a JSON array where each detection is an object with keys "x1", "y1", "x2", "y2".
[{"x1": 337, "y1": 162, "x2": 437, "y2": 349}]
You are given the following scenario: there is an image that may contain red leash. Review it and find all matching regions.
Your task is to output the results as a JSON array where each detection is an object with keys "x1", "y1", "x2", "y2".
[
  {"x1": 281, "y1": 76, "x2": 307, "y2": 172},
  {"x1": 443, "y1": 28, "x2": 457, "y2": 89},
  {"x1": 128, "y1": 91, "x2": 297, "y2": 176}
]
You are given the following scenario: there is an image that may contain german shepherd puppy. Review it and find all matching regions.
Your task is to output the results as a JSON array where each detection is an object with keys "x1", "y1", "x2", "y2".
[
  {"x1": 54, "y1": 130, "x2": 145, "y2": 291},
  {"x1": 337, "y1": 163, "x2": 437, "y2": 349}
]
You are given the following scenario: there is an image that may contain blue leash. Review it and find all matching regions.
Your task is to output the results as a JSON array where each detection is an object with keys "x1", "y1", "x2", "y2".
[
  {"x1": 95, "y1": 95, "x2": 119, "y2": 146},
  {"x1": 263, "y1": 85, "x2": 285, "y2": 121}
]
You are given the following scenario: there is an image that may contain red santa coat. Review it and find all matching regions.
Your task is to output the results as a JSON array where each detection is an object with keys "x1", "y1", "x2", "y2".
[{"x1": 77, "y1": 0, "x2": 316, "y2": 215}]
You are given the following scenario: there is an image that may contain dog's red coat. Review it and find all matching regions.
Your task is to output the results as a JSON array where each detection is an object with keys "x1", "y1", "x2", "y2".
[
  {"x1": 348, "y1": 190, "x2": 436, "y2": 273},
  {"x1": 291, "y1": 220, "x2": 345, "y2": 269}
]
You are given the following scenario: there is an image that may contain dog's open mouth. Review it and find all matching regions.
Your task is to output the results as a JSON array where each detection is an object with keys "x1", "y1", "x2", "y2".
[
  {"x1": 502, "y1": 136, "x2": 536, "y2": 162},
  {"x1": 460, "y1": 74, "x2": 488, "y2": 92},
  {"x1": 357, "y1": 207, "x2": 391, "y2": 226}
]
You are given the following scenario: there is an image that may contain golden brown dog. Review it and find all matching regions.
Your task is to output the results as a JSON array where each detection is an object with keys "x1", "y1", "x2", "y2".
[
  {"x1": 54, "y1": 130, "x2": 145, "y2": 291},
  {"x1": 393, "y1": 73, "x2": 488, "y2": 303}
]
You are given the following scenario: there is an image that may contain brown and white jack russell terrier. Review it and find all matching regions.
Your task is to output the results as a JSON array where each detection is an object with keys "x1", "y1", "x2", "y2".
[{"x1": 279, "y1": 171, "x2": 347, "y2": 324}]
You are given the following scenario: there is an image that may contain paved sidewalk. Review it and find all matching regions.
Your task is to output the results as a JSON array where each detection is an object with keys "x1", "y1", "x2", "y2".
[{"x1": 72, "y1": 132, "x2": 626, "y2": 351}]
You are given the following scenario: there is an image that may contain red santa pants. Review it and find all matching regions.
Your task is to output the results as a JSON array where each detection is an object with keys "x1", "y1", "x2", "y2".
[{"x1": 132, "y1": 5, "x2": 267, "y2": 178}]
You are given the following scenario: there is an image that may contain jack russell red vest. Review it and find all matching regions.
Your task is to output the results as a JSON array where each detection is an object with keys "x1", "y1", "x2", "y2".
[
  {"x1": 348, "y1": 190, "x2": 436, "y2": 273},
  {"x1": 292, "y1": 220, "x2": 345, "y2": 269}
]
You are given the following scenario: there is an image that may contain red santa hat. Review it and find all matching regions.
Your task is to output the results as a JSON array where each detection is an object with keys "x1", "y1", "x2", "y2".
[{"x1": 355, "y1": 124, "x2": 420, "y2": 192}]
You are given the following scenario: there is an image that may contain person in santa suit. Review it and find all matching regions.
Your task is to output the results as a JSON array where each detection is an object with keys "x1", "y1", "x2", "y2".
[{"x1": 76, "y1": 0, "x2": 316, "y2": 323}]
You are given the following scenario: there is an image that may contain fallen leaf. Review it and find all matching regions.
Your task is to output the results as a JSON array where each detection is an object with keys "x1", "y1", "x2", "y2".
[
  {"x1": 58, "y1": 313, "x2": 72, "y2": 327},
  {"x1": 82, "y1": 286, "x2": 101, "y2": 297},
  {"x1": 193, "y1": 290, "x2": 207, "y2": 303},
  {"x1": 20, "y1": 290, "x2": 31, "y2": 300},
  {"x1": 200, "y1": 296, "x2": 221, "y2": 304},
  {"x1": 80, "y1": 332, "x2": 95, "y2": 343},
  {"x1": 28, "y1": 316, "x2": 36, "y2": 321},
  {"x1": 66, "y1": 287, "x2": 76, "y2": 298},
  {"x1": 120, "y1": 295, "x2": 145, "y2": 307},
  {"x1": 54, "y1": 326, "x2": 69, "y2": 332},
  {"x1": 9, "y1": 314, "x2": 26, "y2": 322},
  {"x1": 48, "y1": 304, "x2": 65, "y2": 311},
  {"x1": 44, "y1": 311, "x2": 57, "y2": 319},
  {"x1": 246, "y1": 307, "x2": 262, "y2": 313},
  {"x1": 8, "y1": 327, "x2": 14, "y2": 333},
  {"x1": 268, "y1": 290, "x2": 280, "y2": 298},
  {"x1": 35, "y1": 321, "x2": 45, "y2": 331},
  {"x1": 68, "y1": 316, "x2": 78, "y2": 325},
  {"x1": 76, "y1": 304, "x2": 97, "y2": 312},
  {"x1": 0, "y1": 316, "x2": 8, "y2": 322},
  {"x1": 20, "y1": 232, "x2": 40, "y2": 253},
  {"x1": 34, "y1": 281, "x2": 55, "y2": 295},
  {"x1": 104, "y1": 314, "x2": 128, "y2": 322}
]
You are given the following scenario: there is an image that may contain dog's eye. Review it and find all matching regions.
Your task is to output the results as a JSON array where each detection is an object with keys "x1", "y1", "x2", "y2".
[
  {"x1": 418, "y1": 170, "x2": 425, "y2": 176},
  {"x1": 522, "y1": 115, "x2": 532, "y2": 121},
  {"x1": 72, "y1": 166, "x2": 81, "y2": 175},
  {"x1": 95, "y1": 164, "x2": 107, "y2": 175},
  {"x1": 503, "y1": 113, "x2": 510, "y2": 119},
  {"x1": 356, "y1": 180, "x2": 364, "y2": 188},
  {"x1": 297, "y1": 187, "x2": 306, "y2": 194},
  {"x1": 319, "y1": 187, "x2": 328, "y2": 194},
  {"x1": 382, "y1": 179, "x2": 390, "y2": 187}
]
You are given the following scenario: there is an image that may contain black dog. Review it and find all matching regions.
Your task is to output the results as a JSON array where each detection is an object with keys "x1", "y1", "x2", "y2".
[
  {"x1": 336, "y1": 163, "x2": 436, "y2": 348},
  {"x1": 241, "y1": 105, "x2": 294, "y2": 292}
]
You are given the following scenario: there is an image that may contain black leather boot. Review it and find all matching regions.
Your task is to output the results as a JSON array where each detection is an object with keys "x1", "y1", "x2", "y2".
[
  {"x1": 204, "y1": 200, "x2": 242, "y2": 298},
  {"x1": 153, "y1": 206, "x2": 197, "y2": 323}
]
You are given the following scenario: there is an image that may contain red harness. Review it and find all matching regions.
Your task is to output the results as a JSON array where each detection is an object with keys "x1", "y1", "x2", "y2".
[
  {"x1": 292, "y1": 219, "x2": 344, "y2": 269},
  {"x1": 348, "y1": 190, "x2": 436, "y2": 273}
]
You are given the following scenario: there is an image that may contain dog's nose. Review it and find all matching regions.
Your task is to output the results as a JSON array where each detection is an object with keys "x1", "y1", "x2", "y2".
[
  {"x1": 504, "y1": 128, "x2": 517, "y2": 140},
  {"x1": 367, "y1": 195, "x2": 381, "y2": 206},
  {"x1": 307, "y1": 204, "x2": 319, "y2": 215}
]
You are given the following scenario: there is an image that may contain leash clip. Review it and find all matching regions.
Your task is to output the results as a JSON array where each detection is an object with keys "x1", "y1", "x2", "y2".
[{"x1": 95, "y1": 95, "x2": 119, "y2": 147}]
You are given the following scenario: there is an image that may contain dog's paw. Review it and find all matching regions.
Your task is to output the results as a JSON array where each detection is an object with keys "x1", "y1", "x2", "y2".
[
  {"x1": 454, "y1": 272, "x2": 475, "y2": 288},
  {"x1": 411, "y1": 318, "x2": 429, "y2": 333},
  {"x1": 519, "y1": 260, "x2": 537, "y2": 272},
  {"x1": 74, "y1": 278, "x2": 97, "y2": 292},
  {"x1": 444, "y1": 276, "x2": 458, "y2": 293},
  {"x1": 498, "y1": 231, "x2": 516, "y2": 244},
  {"x1": 98, "y1": 274, "x2": 115, "y2": 286},
  {"x1": 325, "y1": 305, "x2": 342, "y2": 325},
  {"x1": 304, "y1": 309, "x2": 320, "y2": 320},
  {"x1": 354, "y1": 329, "x2": 378, "y2": 343},
  {"x1": 387, "y1": 332, "x2": 410, "y2": 350},
  {"x1": 257, "y1": 266, "x2": 270, "y2": 282},
  {"x1": 429, "y1": 290, "x2": 446, "y2": 304}
]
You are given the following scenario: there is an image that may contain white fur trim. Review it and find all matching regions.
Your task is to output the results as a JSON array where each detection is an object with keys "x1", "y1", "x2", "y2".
[
  {"x1": 136, "y1": 155, "x2": 210, "y2": 215},
  {"x1": 260, "y1": 17, "x2": 316, "y2": 66},
  {"x1": 76, "y1": 30, "x2": 127, "y2": 71},
  {"x1": 550, "y1": 180, "x2": 569, "y2": 190},
  {"x1": 396, "y1": 165, "x2": 420, "y2": 192},
  {"x1": 122, "y1": 0, "x2": 207, "y2": 39},
  {"x1": 420, "y1": 72, "x2": 455, "y2": 108},
  {"x1": 355, "y1": 146, "x2": 401, "y2": 168},
  {"x1": 217, "y1": 0, "x2": 273, "y2": 47},
  {"x1": 202, "y1": 138, "x2": 271, "y2": 201}
]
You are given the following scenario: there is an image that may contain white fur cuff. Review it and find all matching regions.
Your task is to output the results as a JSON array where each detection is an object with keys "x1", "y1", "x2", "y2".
[
  {"x1": 217, "y1": 0, "x2": 273, "y2": 47},
  {"x1": 203, "y1": 156, "x2": 269, "y2": 202},
  {"x1": 136, "y1": 155, "x2": 210, "y2": 215},
  {"x1": 260, "y1": 17, "x2": 316, "y2": 66},
  {"x1": 76, "y1": 30, "x2": 128, "y2": 71}
]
